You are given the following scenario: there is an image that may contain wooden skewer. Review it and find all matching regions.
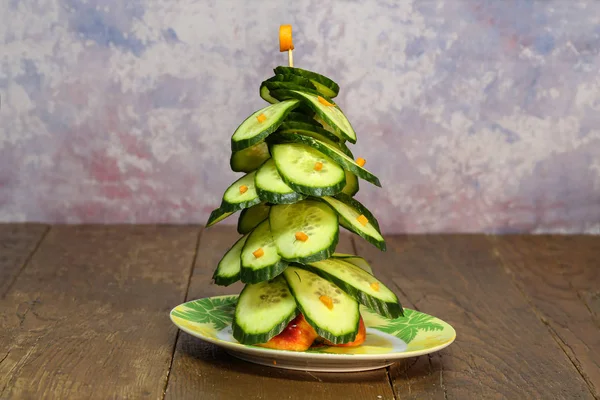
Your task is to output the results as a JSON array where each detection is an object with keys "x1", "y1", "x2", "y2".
[{"x1": 288, "y1": 49, "x2": 294, "y2": 67}]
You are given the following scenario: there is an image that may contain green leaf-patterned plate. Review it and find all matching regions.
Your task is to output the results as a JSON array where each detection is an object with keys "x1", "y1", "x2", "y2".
[{"x1": 170, "y1": 295, "x2": 456, "y2": 372}]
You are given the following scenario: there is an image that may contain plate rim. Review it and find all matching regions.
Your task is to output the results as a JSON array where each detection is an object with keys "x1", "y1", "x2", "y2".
[{"x1": 170, "y1": 295, "x2": 456, "y2": 361}]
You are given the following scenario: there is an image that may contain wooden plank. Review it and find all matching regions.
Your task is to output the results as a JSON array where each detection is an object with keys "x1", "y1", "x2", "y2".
[
  {"x1": 165, "y1": 226, "x2": 396, "y2": 400},
  {"x1": 354, "y1": 234, "x2": 594, "y2": 399},
  {"x1": 385, "y1": 296, "x2": 445, "y2": 400},
  {"x1": 390, "y1": 355, "x2": 444, "y2": 400},
  {"x1": 336, "y1": 232, "x2": 357, "y2": 255},
  {"x1": 0, "y1": 224, "x2": 48, "y2": 297},
  {"x1": 489, "y1": 235, "x2": 600, "y2": 398},
  {"x1": 353, "y1": 237, "x2": 445, "y2": 400},
  {"x1": 0, "y1": 225, "x2": 200, "y2": 399},
  {"x1": 581, "y1": 290, "x2": 599, "y2": 321}
]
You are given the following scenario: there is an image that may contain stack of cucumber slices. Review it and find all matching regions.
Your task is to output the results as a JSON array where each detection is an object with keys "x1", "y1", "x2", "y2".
[{"x1": 206, "y1": 66, "x2": 403, "y2": 349}]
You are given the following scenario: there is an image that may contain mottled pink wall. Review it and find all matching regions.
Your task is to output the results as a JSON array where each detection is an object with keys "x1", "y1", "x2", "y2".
[{"x1": 1, "y1": 0, "x2": 599, "y2": 233}]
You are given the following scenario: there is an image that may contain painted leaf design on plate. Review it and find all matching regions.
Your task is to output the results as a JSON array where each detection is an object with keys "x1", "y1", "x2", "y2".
[
  {"x1": 376, "y1": 309, "x2": 444, "y2": 343},
  {"x1": 172, "y1": 296, "x2": 236, "y2": 331}
]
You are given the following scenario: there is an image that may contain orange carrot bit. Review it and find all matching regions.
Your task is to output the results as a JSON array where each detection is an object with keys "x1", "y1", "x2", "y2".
[
  {"x1": 273, "y1": 360, "x2": 277, "y2": 365},
  {"x1": 314, "y1": 161, "x2": 323, "y2": 171},
  {"x1": 356, "y1": 157, "x2": 366, "y2": 167},
  {"x1": 239, "y1": 185, "x2": 249, "y2": 194},
  {"x1": 295, "y1": 231, "x2": 309, "y2": 242},
  {"x1": 279, "y1": 25, "x2": 294, "y2": 52},
  {"x1": 253, "y1": 248, "x2": 264, "y2": 258},
  {"x1": 319, "y1": 295, "x2": 334, "y2": 310},
  {"x1": 357, "y1": 214, "x2": 369, "y2": 226},
  {"x1": 370, "y1": 282, "x2": 380, "y2": 292},
  {"x1": 318, "y1": 96, "x2": 335, "y2": 107},
  {"x1": 256, "y1": 113, "x2": 267, "y2": 123}
]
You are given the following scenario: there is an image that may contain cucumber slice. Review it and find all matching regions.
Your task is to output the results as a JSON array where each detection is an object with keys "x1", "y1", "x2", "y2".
[
  {"x1": 300, "y1": 258, "x2": 403, "y2": 318},
  {"x1": 335, "y1": 193, "x2": 381, "y2": 230},
  {"x1": 260, "y1": 85, "x2": 278, "y2": 104},
  {"x1": 285, "y1": 111, "x2": 317, "y2": 125},
  {"x1": 276, "y1": 122, "x2": 354, "y2": 158},
  {"x1": 231, "y1": 100, "x2": 299, "y2": 151},
  {"x1": 314, "y1": 115, "x2": 336, "y2": 136},
  {"x1": 270, "y1": 143, "x2": 346, "y2": 197},
  {"x1": 263, "y1": 81, "x2": 321, "y2": 98},
  {"x1": 240, "y1": 220, "x2": 288, "y2": 283},
  {"x1": 260, "y1": 74, "x2": 316, "y2": 104},
  {"x1": 265, "y1": 83, "x2": 321, "y2": 98},
  {"x1": 230, "y1": 141, "x2": 270, "y2": 173},
  {"x1": 309, "y1": 80, "x2": 338, "y2": 99},
  {"x1": 274, "y1": 67, "x2": 340, "y2": 98},
  {"x1": 270, "y1": 89, "x2": 355, "y2": 144},
  {"x1": 277, "y1": 121, "x2": 340, "y2": 145},
  {"x1": 237, "y1": 203, "x2": 270, "y2": 234},
  {"x1": 271, "y1": 133, "x2": 380, "y2": 187},
  {"x1": 220, "y1": 172, "x2": 261, "y2": 212},
  {"x1": 321, "y1": 194, "x2": 386, "y2": 251},
  {"x1": 269, "y1": 200, "x2": 339, "y2": 263},
  {"x1": 255, "y1": 159, "x2": 305, "y2": 204},
  {"x1": 213, "y1": 234, "x2": 248, "y2": 286},
  {"x1": 232, "y1": 276, "x2": 298, "y2": 345},
  {"x1": 341, "y1": 170, "x2": 359, "y2": 196},
  {"x1": 283, "y1": 266, "x2": 359, "y2": 344},
  {"x1": 206, "y1": 208, "x2": 235, "y2": 228},
  {"x1": 264, "y1": 83, "x2": 323, "y2": 117},
  {"x1": 332, "y1": 253, "x2": 373, "y2": 275}
]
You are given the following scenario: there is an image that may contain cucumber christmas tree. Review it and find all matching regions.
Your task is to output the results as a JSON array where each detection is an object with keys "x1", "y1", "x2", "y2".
[{"x1": 205, "y1": 25, "x2": 403, "y2": 350}]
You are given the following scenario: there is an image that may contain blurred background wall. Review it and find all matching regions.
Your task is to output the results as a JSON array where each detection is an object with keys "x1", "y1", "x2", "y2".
[{"x1": 1, "y1": 0, "x2": 599, "y2": 233}]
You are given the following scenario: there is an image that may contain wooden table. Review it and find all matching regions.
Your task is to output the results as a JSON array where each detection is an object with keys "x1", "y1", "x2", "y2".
[{"x1": 1, "y1": 224, "x2": 598, "y2": 399}]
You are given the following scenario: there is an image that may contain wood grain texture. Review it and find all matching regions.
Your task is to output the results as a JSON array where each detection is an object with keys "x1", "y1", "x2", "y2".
[
  {"x1": 355, "y1": 235, "x2": 594, "y2": 400},
  {"x1": 3, "y1": 225, "x2": 596, "y2": 400},
  {"x1": 0, "y1": 224, "x2": 48, "y2": 297},
  {"x1": 0, "y1": 225, "x2": 200, "y2": 399},
  {"x1": 489, "y1": 235, "x2": 600, "y2": 398},
  {"x1": 350, "y1": 237, "x2": 445, "y2": 400},
  {"x1": 582, "y1": 291, "x2": 600, "y2": 322},
  {"x1": 165, "y1": 226, "x2": 396, "y2": 400},
  {"x1": 385, "y1": 295, "x2": 445, "y2": 400}
]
